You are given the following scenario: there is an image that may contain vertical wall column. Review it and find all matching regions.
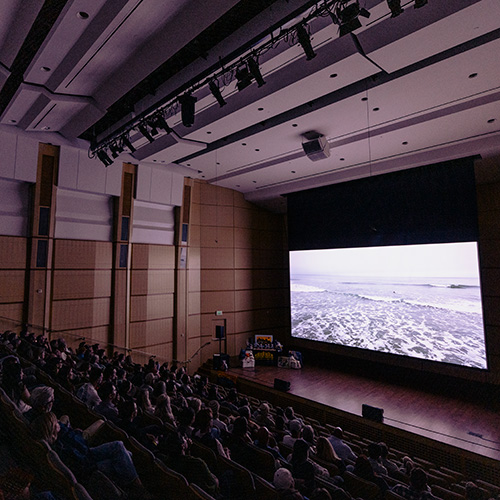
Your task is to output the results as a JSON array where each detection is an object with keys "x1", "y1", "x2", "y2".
[
  {"x1": 26, "y1": 143, "x2": 59, "y2": 336},
  {"x1": 174, "y1": 180, "x2": 192, "y2": 367},
  {"x1": 111, "y1": 163, "x2": 136, "y2": 351}
]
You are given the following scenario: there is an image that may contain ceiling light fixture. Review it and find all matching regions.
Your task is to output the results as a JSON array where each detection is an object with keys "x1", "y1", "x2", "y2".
[
  {"x1": 247, "y1": 56, "x2": 266, "y2": 87},
  {"x1": 331, "y1": 1, "x2": 371, "y2": 37},
  {"x1": 97, "y1": 150, "x2": 113, "y2": 167},
  {"x1": 296, "y1": 23, "x2": 316, "y2": 60},
  {"x1": 179, "y1": 93, "x2": 197, "y2": 127},
  {"x1": 209, "y1": 79, "x2": 227, "y2": 107},
  {"x1": 138, "y1": 123, "x2": 155, "y2": 143},
  {"x1": 235, "y1": 64, "x2": 253, "y2": 91},
  {"x1": 387, "y1": 0, "x2": 404, "y2": 17},
  {"x1": 122, "y1": 135, "x2": 136, "y2": 154}
]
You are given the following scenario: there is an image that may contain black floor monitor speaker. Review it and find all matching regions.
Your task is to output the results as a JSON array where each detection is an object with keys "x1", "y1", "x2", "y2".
[
  {"x1": 213, "y1": 353, "x2": 230, "y2": 370},
  {"x1": 362, "y1": 404, "x2": 384, "y2": 423},
  {"x1": 274, "y1": 378, "x2": 291, "y2": 392}
]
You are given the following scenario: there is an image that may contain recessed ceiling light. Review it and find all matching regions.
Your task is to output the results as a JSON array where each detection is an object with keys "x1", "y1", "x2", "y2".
[
  {"x1": 242, "y1": 143, "x2": 247, "y2": 146},
  {"x1": 255, "y1": 148, "x2": 260, "y2": 152},
  {"x1": 186, "y1": 163, "x2": 191, "y2": 166},
  {"x1": 291, "y1": 170, "x2": 296, "y2": 173},
  {"x1": 153, "y1": 159, "x2": 157, "y2": 162},
  {"x1": 40, "y1": 66, "x2": 51, "y2": 72},
  {"x1": 487, "y1": 118, "x2": 496, "y2": 123},
  {"x1": 216, "y1": 162, "x2": 220, "y2": 165},
  {"x1": 468, "y1": 72, "x2": 478, "y2": 79},
  {"x1": 41, "y1": 126, "x2": 50, "y2": 130},
  {"x1": 361, "y1": 97, "x2": 368, "y2": 101},
  {"x1": 258, "y1": 107, "x2": 264, "y2": 111},
  {"x1": 402, "y1": 141, "x2": 408, "y2": 145},
  {"x1": 77, "y1": 11, "x2": 89, "y2": 19},
  {"x1": 373, "y1": 107, "x2": 380, "y2": 111},
  {"x1": 292, "y1": 124, "x2": 298, "y2": 127},
  {"x1": 330, "y1": 73, "x2": 338, "y2": 78},
  {"x1": 201, "y1": 175, "x2": 205, "y2": 178},
  {"x1": 340, "y1": 158, "x2": 345, "y2": 161},
  {"x1": 9, "y1": 119, "x2": 16, "y2": 123},
  {"x1": 206, "y1": 131, "x2": 212, "y2": 134},
  {"x1": 253, "y1": 181, "x2": 257, "y2": 183}
]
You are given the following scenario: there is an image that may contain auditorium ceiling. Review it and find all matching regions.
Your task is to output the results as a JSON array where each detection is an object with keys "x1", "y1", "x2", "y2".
[{"x1": 1, "y1": 0, "x2": 500, "y2": 211}]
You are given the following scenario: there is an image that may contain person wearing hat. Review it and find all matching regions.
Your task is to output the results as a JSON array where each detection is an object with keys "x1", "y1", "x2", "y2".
[
  {"x1": 273, "y1": 467, "x2": 304, "y2": 500},
  {"x1": 283, "y1": 419, "x2": 302, "y2": 448},
  {"x1": 23, "y1": 386, "x2": 54, "y2": 423}
]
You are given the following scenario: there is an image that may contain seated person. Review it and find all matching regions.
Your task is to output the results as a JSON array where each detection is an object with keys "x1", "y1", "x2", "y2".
[
  {"x1": 353, "y1": 455, "x2": 389, "y2": 493},
  {"x1": 94, "y1": 382, "x2": 119, "y2": 422},
  {"x1": 75, "y1": 367, "x2": 102, "y2": 409},
  {"x1": 392, "y1": 468, "x2": 439, "y2": 500},
  {"x1": 290, "y1": 439, "x2": 329, "y2": 497},
  {"x1": 273, "y1": 467, "x2": 304, "y2": 500},
  {"x1": 158, "y1": 432, "x2": 218, "y2": 497},
  {"x1": 30, "y1": 411, "x2": 150, "y2": 498},
  {"x1": 367, "y1": 442, "x2": 388, "y2": 476},
  {"x1": 328, "y1": 427, "x2": 357, "y2": 462},
  {"x1": 24, "y1": 386, "x2": 55, "y2": 423},
  {"x1": 193, "y1": 408, "x2": 228, "y2": 458}
]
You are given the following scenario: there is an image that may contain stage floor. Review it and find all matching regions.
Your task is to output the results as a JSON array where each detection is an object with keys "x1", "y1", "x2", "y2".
[{"x1": 226, "y1": 363, "x2": 500, "y2": 461}]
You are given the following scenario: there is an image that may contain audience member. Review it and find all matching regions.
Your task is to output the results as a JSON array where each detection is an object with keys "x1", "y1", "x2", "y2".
[
  {"x1": 328, "y1": 427, "x2": 357, "y2": 462},
  {"x1": 391, "y1": 467, "x2": 438, "y2": 500},
  {"x1": 75, "y1": 366, "x2": 102, "y2": 409}
]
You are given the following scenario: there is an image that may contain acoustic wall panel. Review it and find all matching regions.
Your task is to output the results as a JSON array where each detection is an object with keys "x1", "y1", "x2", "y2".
[
  {"x1": 0, "y1": 178, "x2": 31, "y2": 236},
  {"x1": 55, "y1": 189, "x2": 113, "y2": 241}
]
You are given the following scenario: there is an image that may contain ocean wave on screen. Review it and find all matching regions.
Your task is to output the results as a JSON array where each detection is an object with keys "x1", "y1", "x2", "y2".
[{"x1": 290, "y1": 284, "x2": 327, "y2": 292}]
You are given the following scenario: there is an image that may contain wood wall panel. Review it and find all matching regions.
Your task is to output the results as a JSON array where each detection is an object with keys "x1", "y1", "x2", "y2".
[
  {"x1": 51, "y1": 298, "x2": 110, "y2": 331},
  {"x1": 131, "y1": 269, "x2": 175, "y2": 295},
  {"x1": 188, "y1": 269, "x2": 201, "y2": 292},
  {"x1": 188, "y1": 292, "x2": 201, "y2": 315},
  {"x1": 200, "y1": 313, "x2": 235, "y2": 341},
  {"x1": 201, "y1": 270, "x2": 234, "y2": 291},
  {"x1": 129, "y1": 318, "x2": 173, "y2": 348},
  {"x1": 187, "y1": 247, "x2": 200, "y2": 270},
  {"x1": 200, "y1": 291, "x2": 235, "y2": 314},
  {"x1": 52, "y1": 270, "x2": 112, "y2": 299},
  {"x1": 199, "y1": 226, "x2": 234, "y2": 247},
  {"x1": 200, "y1": 248, "x2": 234, "y2": 269},
  {"x1": 131, "y1": 244, "x2": 175, "y2": 269},
  {"x1": 53, "y1": 326, "x2": 109, "y2": 346},
  {"x1": 0, "y1": 236, "x2": 27, "y2": 268},
  {"x1": 0, "y1": 303, "x2": 23, "y2": 328},
  {"x1": 0, "y1": 271, "x2": 25, "y2": 302},
  {"x1": 53, "y1": 240, "x2": 112, "y2": 269},
  {"x1": 199, "y1": 205, "x2": 234, "y2": 227},
  {"x1": 130, "y1": 294, "x2": 174, "y2": 322}
]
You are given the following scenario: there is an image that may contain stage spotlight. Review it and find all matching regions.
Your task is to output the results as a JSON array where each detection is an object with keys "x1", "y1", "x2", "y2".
[
  {"x1": 109, "y1": 142, "x2": 123, "y2": 159},
  {"x1": 179, "y1": 93, "x2": 197, "y2": 127},
  {"x1": 247, "y1": 57, "x2": 265, "y2": 87},
  {"x1": 138, "y1": 123, "x2": 155, "y2": 143},
  {"x1": 97, "y1": 149, "x2": 113, "y2": 167},
  {"x1": 414, "y1": 0, "x2": 427, "y2": 7},
  {"x1": 296, "y1": 23, "x2": 316, "y2": 60},
  {"x1": 387, "y1": 0, "x2": 404, "y2": 17},
  {"x1": 122, "y1": 135, "x2": 136, "y2": 154},
  {"x1": 235, "y1": 65, "x2": 253, "y2": 91},
  {"x1": 152, "y1": 114, "x2": 172, "y2": 134},
  {"x1": 209, "y1": 79, "x2": 227, "y2": 107},
  {"x1": 333, "y1": 1, "x2": 371, "y2": 37}
]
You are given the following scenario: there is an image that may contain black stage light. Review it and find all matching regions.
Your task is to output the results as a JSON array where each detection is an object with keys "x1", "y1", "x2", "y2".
[
  {"x1": 138, "y1": 123, "x2": 155, "y2": 143},
  {"x1": 247, "y1": 57, "x2": 265, "y2": 87},
  {"x1": 209, "y1": 79, "x2": 227, "y2": 107},
  {"x1": 235, "y1": 65, "x2": 253, "y2": 91},
  {"x1": 296, "y1": 23, "x2": 316, "y2": 60},
  {"x1": 387, "y1": 0, "x2": 404, "y2": 17},
  {"x1": 97, "y1": 149, "x2": 113, "y2": 167},
  {"x1": 152, "y1": 115, "x2": 172, "y2": 134},
  {"x1": 414, "y1": 0, "x2": 427, "y2": 7},
  {"x1": 122, "y1": 135, "x2": 136, "y2": 154},
  {"x1": 334, "y1": 1, "x2": 370, "y2": 37},
  {"x1": 109, "y1": 142, "x2": 122, "y2": 159},
  {"x1": 179, "y1": 93, "x2": 197, "y2": 127}
]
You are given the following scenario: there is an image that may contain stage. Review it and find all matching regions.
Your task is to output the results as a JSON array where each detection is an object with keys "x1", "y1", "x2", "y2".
[{"x1": 225, "y1": 362, "x2": 500, "y2": 462}]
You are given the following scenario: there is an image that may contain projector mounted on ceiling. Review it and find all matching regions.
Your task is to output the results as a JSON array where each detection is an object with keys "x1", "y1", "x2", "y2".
[{"x1": 302, "y1": 133, "x2": 330, "y2": 162}]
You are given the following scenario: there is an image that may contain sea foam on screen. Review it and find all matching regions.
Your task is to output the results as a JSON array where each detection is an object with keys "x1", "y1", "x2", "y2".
[{"x1": 289, "y1": 243, "x2": 487, "y2": 369}]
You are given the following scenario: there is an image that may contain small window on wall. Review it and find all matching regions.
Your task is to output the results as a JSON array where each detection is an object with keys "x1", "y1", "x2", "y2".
[{"x1": 119, "y1": 244, "x2": 128, "y2": 268}]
